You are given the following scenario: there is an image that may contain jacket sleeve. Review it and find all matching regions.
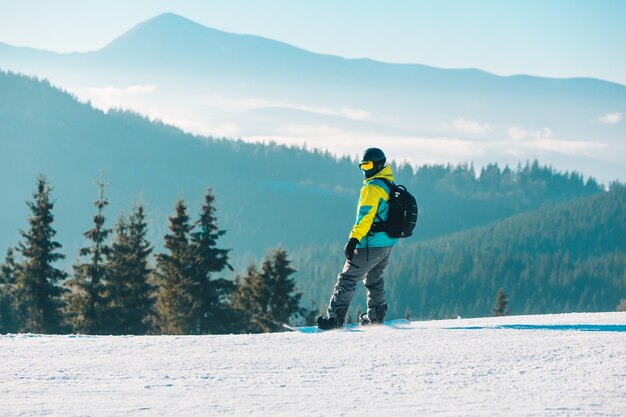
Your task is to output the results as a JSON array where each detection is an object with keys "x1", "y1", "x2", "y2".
[{"x1": 348, "y1": 183, "x2": 388, "y2": 242}]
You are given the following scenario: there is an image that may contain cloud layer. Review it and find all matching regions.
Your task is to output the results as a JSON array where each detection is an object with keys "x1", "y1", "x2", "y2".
[
  {"x1": 449, "y1": 118, "x2": 491, "y2": 135},
  {"x1": 67, "y1": 85, "x2": 626, "y2": 184},
  {"x1": 596, "y1": 112, "x2": 623, "y2": 124}
]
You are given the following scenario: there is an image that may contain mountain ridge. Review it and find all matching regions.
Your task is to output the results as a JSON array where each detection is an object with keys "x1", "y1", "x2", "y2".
[
  {"x1": 2, "y1": 12, "x2": 624, "y2": 89},
  {"x1": 1, "y1": 12, "x2": 625, "y2": 183}
]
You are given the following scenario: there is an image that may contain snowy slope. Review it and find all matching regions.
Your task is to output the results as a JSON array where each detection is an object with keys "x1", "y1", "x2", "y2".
[{"x1": 1, "y1": 312, "x2": 625, "y2": 416}]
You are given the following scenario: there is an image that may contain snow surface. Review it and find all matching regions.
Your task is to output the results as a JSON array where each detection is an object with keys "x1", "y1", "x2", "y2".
[{"x1": 1, "y1": 312, "x2": 625, "y2": 416}]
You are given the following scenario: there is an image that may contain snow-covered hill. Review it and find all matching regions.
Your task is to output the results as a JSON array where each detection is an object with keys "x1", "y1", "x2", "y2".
[{"x1": 1, "y1": 312, "x2": 625, "y2": 416}]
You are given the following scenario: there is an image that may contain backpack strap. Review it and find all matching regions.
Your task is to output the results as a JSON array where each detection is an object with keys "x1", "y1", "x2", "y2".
[
  {"x1": 367, "y1": 177, "x2": 395, "y2": 234},
  {"x1": 368, "y1": 177, "x2": 394, "y2": 196}
]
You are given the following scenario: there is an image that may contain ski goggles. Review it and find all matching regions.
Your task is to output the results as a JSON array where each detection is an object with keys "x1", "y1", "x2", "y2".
[{"x1": 359, "y1": 161, "x2": 374, "y2": 171}]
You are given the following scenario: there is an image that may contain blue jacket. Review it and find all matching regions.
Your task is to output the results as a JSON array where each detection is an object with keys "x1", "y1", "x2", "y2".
[{"x1": 348, "y1": 166, "x2": 398, "y2": 248}]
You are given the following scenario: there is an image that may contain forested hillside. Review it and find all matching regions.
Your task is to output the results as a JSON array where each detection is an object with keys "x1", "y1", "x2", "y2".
[
  {"x1": 0, "y1": 71, "x2": 602, "y2": 260},
  {"x1": 295, "y1": 186, "x2": 626, "y2": 320},
  {"x1": 2, "y1": 71, "x2": 622, "y2": 326},
  {"x1": 2, "y1": 13, "x2": 625, "y2": 188}
]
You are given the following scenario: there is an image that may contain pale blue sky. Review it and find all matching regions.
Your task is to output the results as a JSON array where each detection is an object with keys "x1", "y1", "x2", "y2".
[{"x1": 1, "y1": 0, "x2": 625, "y2": 85}]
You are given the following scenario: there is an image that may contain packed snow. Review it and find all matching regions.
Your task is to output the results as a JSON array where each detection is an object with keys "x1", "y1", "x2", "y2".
[{"x1": 1, "y1": 312, "x2": 625, "y2": 416}]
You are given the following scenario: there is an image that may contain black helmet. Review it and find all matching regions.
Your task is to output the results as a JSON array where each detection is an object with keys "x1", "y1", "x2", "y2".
[{"x1": 359, "y1": 148, "x2": 386, "y2": 178}]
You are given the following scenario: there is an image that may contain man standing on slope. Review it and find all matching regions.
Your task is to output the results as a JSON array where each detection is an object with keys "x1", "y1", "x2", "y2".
[{"x1": 316, "y1": 148, "x2": 398, "y2": 330}]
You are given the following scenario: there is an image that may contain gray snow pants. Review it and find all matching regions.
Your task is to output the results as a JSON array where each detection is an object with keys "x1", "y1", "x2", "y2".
[{"x1": 327, "y1": 245, "x2": 394, "y2": 321}]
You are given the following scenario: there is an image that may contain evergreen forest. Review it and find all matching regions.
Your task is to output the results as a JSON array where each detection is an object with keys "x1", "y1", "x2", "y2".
[
  {"x1": 1, "y1": 71, "x2": 624, "y2": 334},
  {"x1": 295, "y1": 185, "x2": 626, "y2": 319}
]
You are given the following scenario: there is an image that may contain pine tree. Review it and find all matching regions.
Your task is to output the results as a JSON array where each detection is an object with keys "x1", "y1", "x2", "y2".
[
  {"x1": 233, "y1": 249, "x2": 303, "y2": 332},
  {"x1": 105, "y1": 202, "x2": 155, "y2": 335},
  {"x1": 0, "y1": 248, "x2": 18, "y2": 333},
  {"x1": 232, "y1": 263, "x2": 269, "y2": 332},
  {"x1": 264, "y1": 249, "x2": 301, "y2": 325},
  {"x1": 156, "y1": 199, "x2": 196, "y2": 334},
  {"x1": 66, "y1": 182, "x2": 110, "y2": 334},
  {"x1": 492, "y1": 289, "x2": 510, "y2": 317},
  {"x1": 191, "y1": 188, "x2": 235, "y2": 334},
  {"x1": 14, "y1": 176, "x2": 67, "y2": 333},
  {"x1": 124, "y1": 203, "x2": 155, "y2": 334},
  {"x1": 102, "y1": 213, "x2": 130, "y2": 334},
  {"x1": 404, "y1": 306, "x2": 412, "y2": 321}
]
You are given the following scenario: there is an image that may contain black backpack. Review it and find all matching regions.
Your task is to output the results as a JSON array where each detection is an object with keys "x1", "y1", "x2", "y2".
[{"x1": 373, "y1": 178, "x2": 418, "y2": 238}]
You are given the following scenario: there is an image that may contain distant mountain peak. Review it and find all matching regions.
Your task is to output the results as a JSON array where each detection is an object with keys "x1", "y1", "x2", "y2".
[
  {"x1": 99, "y1": 12, "x2": 318, "y2": 63},
  {"x1": 143, "y1": 12, "x2": 203, "y2": 28},
  {"x1": 102, "y1": 12, "x2": 227, "y2": 52}
]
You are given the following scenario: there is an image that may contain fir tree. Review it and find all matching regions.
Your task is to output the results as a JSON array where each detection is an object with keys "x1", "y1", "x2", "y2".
[
  {"x1": 66, "y1": 182, "x2": 110, "y2": 334},
  {"x1": 14, "y1": 176, "x2": 67, "y2": 333},
  {"x1": 156, "y1": 199, "x2": 196, "y2": 334},
  {"x1": 233, "y1": 249, "x2": 303, "y2": 332},
  {"x1": 232, "y1": 263, "x2": 269, "y2": 332},
  {"x1": 191, "y1": 188, "x2": 235, "y2": 334},
  {"x1": 0, "y1": 248, "x2": 18, "y2": 333},
  {"x1": 124, "y1": 203, "x2": 155, "y2": 334},
  {"x1": 264, "y1": 249, "x2": 301, "y2": 325},
  {"x1": 105, "y1": 202, "x2": 155, "y2": 335},
  {"x1": 102, "y1": 213, "x2": 130, "y2": 334},
  {"x1": 404, "y1": 306, "x2": 412, "y2": 321},
  {"x1": 492, "y1": 289, "x2": 510, "y2": 317}
]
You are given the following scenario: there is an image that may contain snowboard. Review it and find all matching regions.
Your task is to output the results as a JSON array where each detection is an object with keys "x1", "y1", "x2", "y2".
[{"x1": 283, "y1": 318, "x2": 410, "y2": 334}]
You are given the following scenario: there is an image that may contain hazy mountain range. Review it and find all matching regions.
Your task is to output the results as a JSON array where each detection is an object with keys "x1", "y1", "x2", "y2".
[{"x1": 1, "y1": 13, "x2": 625, "y2": 183}]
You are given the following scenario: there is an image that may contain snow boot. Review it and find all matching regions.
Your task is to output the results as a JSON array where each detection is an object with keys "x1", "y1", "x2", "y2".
[
  {"x1": 315, "y1": 315, "x2": 341, "y2": 330},
  {"x1": 316, "y1": 308, "x2": 347, "y2": 330},
  {"x1": 359, "y1": 304, "x2": 388, "y2": 325}
]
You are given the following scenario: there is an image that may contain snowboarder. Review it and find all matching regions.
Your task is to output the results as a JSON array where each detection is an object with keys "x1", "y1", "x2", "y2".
[{"x1": 316, "y1": 148, "x2": 398, "y2": 330}]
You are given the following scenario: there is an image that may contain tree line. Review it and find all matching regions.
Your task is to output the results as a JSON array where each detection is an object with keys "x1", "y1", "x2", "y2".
[
  {"x1": 2, "y1": 71, "x2": 621, "y2": 330},
  {"x1": 292, "y1": 184, "x2": 626, "y2": 320},
  {"x1": 0, "y1": 175, "x2": 312, "y2": 335},
  {"x1": 384, "y1": 184, "x2": 626, "y2": 318},
  {"x1": 1, "y1": 71, "x2": 606, "y2": 258}
]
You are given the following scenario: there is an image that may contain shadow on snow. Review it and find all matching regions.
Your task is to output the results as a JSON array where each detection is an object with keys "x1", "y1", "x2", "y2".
[{"x1": 447, "y1": 324, "x2": 626, "y2": 332}]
